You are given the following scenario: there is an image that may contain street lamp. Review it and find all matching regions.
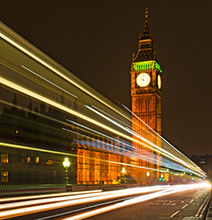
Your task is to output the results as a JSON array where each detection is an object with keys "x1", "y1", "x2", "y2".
[
  {"x1": 121, "y1": 167, "x2": 126, "y2": 185},
  {"x1": 146, "y1": 171, "x2": 150, "y2": 185},
  {"x1": 122, "y1": 167, "x2": 126, "y2": 175},
  {"x1": 63, "y1": 157, "x2": 70, "y2": 185}
]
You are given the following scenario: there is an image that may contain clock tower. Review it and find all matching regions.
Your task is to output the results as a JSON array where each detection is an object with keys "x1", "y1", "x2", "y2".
[{"x1": 130, "y1": 8, "x2": 162, "y2": 182}]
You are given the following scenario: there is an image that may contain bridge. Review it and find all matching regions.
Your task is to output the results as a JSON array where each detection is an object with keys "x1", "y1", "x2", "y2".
[{"x1": 0, "y1": 22, "x2": 211, "y2": 219}]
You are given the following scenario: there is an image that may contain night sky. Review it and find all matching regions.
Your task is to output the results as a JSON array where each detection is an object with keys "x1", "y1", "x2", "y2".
[{"x1": 1, "y1": 1, "x2": 212, "y2": 158}]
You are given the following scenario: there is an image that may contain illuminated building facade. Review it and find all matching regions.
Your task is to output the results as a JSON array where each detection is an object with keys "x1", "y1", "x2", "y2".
[
  {"x1": 0, "y1": 13, "x2": 164, "y2": 186},
  {"x1": 76, "y1": 140, "x2": 124, "y2": 184},
  {"x1": 130, "y1": 8, "x2": 162, "y2": 182},
  {"x1": 0, "y1": 21, "x2": 134, "y2": 186},
  {"x1": 0, "y1": 92, "x2": 128, "y2": 185}
]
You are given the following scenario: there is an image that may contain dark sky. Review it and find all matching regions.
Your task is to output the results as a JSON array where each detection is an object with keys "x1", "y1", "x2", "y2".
[{"x1": 1, "y1": 0, "x2": 212, "y2": 158}]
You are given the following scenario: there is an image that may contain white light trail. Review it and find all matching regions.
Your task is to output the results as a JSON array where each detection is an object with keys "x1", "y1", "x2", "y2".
[
  {"x1": 0, "y1": 186, "x2": 167, "y2": 219},
  {"x1": 22, "y1": 65, "x2": 78, "y2": 98},
  {"x1": 0, "y1": 190, "x2": 102, "y2": 203},
  {"x1": 92, "y1": 105, "x2": 130, "y2": 129},
  {"x1": 63, "y1": 123, "x2": 163, "y2": 166},
  {"x1": 63, "y1": 126, "x2": 197, "y2": 174},
  {"x1": 85, "y1": 105, "x2": 206, "y2": 177},
  {"x1": 122, "y1": 104, "x2": 205, "y2": 175},
  {"x1": 63, "y1": 126, "x2": 207, "y2": 175},
  {"x1": 36, "y1": 196, "x2": 132, "y2": 220},
  {"x1": 66, "y1": 120, "x2": 200, "y2": 174},
  {"x1": 62, "y1": 183, "x2": 210, "y2": 220},
  {"x1": 0, "y1": 190, "x2": 102, "y2": 209},
  {"x1": 84, "y1": 105, "x2": 161, "y2": 154}
]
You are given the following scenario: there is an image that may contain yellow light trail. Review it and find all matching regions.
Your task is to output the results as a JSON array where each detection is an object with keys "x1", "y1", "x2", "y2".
[
  {"x1": 0, "y1": 186, "x2": 167, "y2": 219},
  {"x1": 0, "y1": 190, "x2": 102, "y2": 203},
  {"x1": 0, "y1": 25, "x2": 129, "y2": 121},
  {"x1": 0, "y1": 141, "x2": 162, "y2": 173},
  {"x1": 0, "y1": 190, "x2": 102, "y2": 210},
  {"x1": 0, "y1": 76, "x2": 132, "y2": 141}
]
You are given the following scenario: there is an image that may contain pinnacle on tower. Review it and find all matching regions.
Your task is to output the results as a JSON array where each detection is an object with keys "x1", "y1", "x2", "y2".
[
  {"x1": 12, "y1": 93, "x2": 17, "y2": 106},
  {"x1": 28, "y1": 100, "x2": 33, "y2": 110},
  {"x1": 140, "y1": 7, "x2": 151, "y2": 40}
]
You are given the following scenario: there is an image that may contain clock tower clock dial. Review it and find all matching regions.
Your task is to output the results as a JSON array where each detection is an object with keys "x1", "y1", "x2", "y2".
[
  {"x1": 136, "y1": 73, "x2": 150, "y2": 87},
  {"x1": 157, "y1": 75, "x2": 161, "y2": 89}
]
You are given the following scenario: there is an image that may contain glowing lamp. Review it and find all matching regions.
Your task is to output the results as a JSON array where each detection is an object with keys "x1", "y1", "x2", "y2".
[
  {"x1": 63, "y1": 157, "x2": 70, "y2": 169},
  {"x1": 122, "y1": 167, "x2": 126, "y2": 174}
]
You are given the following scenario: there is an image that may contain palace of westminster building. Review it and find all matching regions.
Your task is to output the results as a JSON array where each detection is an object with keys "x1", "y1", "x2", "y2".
[{"x1": 0, "y1": 8, "x2": 163, "y2": 185}]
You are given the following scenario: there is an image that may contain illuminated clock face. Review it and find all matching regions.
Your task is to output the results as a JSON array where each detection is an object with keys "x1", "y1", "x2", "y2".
[
  {"x1": 136, "y1": 73, "x2": 150, "y2": 87},
  {"x1": 157, "y1": 75, "x2": 161, "y2": 89}
]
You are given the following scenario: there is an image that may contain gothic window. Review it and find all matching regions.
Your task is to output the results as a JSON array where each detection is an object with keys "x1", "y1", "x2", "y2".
[
  {"x1": 90, "y1": 170, "x2": 94, "y2": 182},
  {"x1": 1, "y1": 154, "x2": 8, "y2": 163},
  {"x1": 35, "y1": 157, "x2": 39, "y2": 163},
  {"x1": 85, "y1": 171, "x2": 89, "y2": 182},
  {"x1": 95, "y1": 138, "x2": 98, "y2": 148},
  {"x1": 85, "y1": 151, "x2": 90, "y2": 164},
  {"x1": 1, "y1": 171, "x2": 8, "y2": 182},
  {"x1": 79, "y1": 170, "x2": 83, "y2": 182},
  {"x1": 142, "y1": 99, "x2": 145, "y2": 112},
  {"x1": 99, "y1": 138, "x2": 102, "y2": 149},
  {"x1": 107, "y1": 141, "x2": 111, "y2": 151},
  {"x1": 146, "y1": 99, "x2": 149, "y2": 112},
  {"x1": 27, "y1": 157, "x2": 30, "y2": 163}
]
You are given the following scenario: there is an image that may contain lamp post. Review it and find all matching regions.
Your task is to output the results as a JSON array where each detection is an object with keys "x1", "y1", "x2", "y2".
[
  {"x1": 146, "y1": 171, "x2": 150, "y2": 185},
  {"x1": 122, "y1": 167, "x2": 126, "y2": 184},
  {"x1": 63, "y1": 157, "x2": 70, "y2": 185}
]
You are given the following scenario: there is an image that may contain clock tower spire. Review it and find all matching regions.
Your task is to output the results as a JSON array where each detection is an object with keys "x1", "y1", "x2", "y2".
[
  {"x1": 130, "y1": 8, "x2": 162, "y2": 183},
  {"x1": 134, "y1": 7, "x2": 155, "y2": 62}
]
